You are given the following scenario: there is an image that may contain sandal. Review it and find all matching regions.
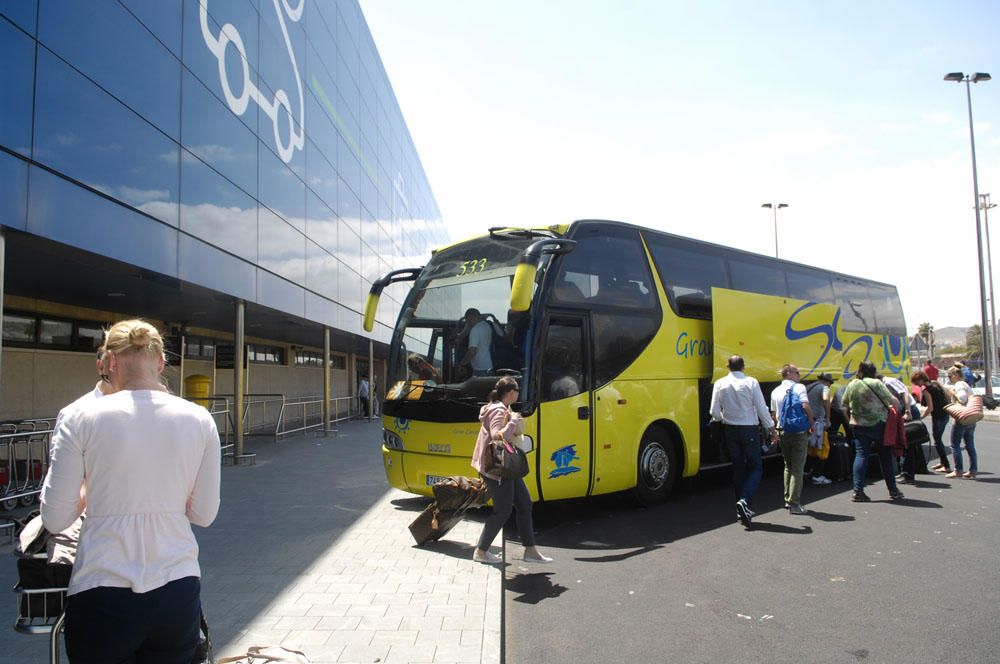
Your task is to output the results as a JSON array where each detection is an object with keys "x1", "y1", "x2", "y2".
[
  {"x1": 931, "y1": 463, "x2": 946, "y2": 471},
  {"x1": 933, "y1": 466, "x2": 951, "y2": 473},
  {"x1": 945, "y1": 471, "x2": 962, "y2": 479},
  {"x1": 963, "y1": 471, "x2": 977, "y2": 480}
]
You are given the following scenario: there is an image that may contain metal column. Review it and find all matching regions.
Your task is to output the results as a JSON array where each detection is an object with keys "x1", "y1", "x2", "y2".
[
  {"x1": 368, "y1": 338, "x2": 374, "y2": 422},
  {"x1": 0, "y1": 230, "x2": 5, "y2": 384},
  {"x1": 234, "y1": 300, "x2": 245, "y2": 456},
  {"x1": 323, "y1": 326, "x2": 331, "y2": 435}
]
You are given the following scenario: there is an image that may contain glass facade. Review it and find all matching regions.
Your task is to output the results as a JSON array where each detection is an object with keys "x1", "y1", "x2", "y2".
[{"x1": 0, "y1": 0, "x2": 447, "y2": 343}]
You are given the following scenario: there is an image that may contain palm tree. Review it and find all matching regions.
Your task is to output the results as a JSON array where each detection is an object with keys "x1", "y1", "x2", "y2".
[{"x1": 966, "y1": 324, "x2": 984, "y2": 362}]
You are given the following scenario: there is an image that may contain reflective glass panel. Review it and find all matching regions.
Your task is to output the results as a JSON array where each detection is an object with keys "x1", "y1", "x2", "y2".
[
  {"x1": 729, "y1": 258, "x2": 788, "y2": 297},
  {"x1": 258, "y1": 205, "x2": 305, "y2": 283},
  {"x1": 0, "y1": 151, "x2": 29, "y2": 230},
  {"x1": 33, "y1": 48, "x2": 180, "y2": 226},
  {"x1": 0, "y1": 19, "x2": 34, "y2": 156},
  {"x1": 833, "y1": 277, "x2": 875, "y2": 333},
  {"x1": 306, "y1": 240, "x2": 338, "y2": 299},
  {"x1": 786, "y1": 266, "x2": 835, "y2": 303},
  {"x1": 306, "y1": 189, "x2": 338, "y2": 256},
  {"x1": 179, "y1": 153, "x2": 258, "y2": 262},
  {"x1": 39, "y1": 0, "x2": 181, "y2": 140},
  {"x1": 182, "y1": 69, "x2": 258, "y2": 197},
  {"x1": 178, "y1": 233, "x2": 255, "y2": 301},
  {"x1": 39, "y1": 319, "x2": 73, "y2": 346},
  {"x1": 259, "y1": 141, "x2": 305, "y2": 230},
  {"x1": 120, "y1": 0, "x2": 182, "y2": 57},
  {"x1": 2, "y1": 314, "x2": 36, "y2": 343},
  {"x1": 1, "y1": 1, "x2": 38, "y2": 35}
]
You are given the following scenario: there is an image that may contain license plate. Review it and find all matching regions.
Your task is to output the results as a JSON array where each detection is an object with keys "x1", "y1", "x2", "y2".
[{"x1": 426, "y1": 474, "x2": 449, "y2": 486}]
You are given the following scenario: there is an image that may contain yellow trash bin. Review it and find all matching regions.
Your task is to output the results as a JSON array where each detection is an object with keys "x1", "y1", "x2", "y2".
[{"x1": 184, "y1": 374, "x2": 213, "y2": 408}]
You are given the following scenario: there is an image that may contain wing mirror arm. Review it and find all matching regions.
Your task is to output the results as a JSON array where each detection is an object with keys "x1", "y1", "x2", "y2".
[
  {"x1": 363, "y1": 267, "x2": 423, "y2": 332},
  {"x1": 509, "y1": 239, "x2": 576, "y2": 312}
]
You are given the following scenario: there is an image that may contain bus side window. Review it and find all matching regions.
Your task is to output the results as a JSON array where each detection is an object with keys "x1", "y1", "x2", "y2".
[
  {"x1": 646, "y1": 235, "x2": 729, "y2": 320},
  {"x1": 542, "y1": 322, "x2": 585, "y2": 401}
]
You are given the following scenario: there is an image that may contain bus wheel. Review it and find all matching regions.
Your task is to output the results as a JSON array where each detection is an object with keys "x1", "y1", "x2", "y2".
[{"x1": 633, "y1": 428, "x2": 677, "y2": 506}]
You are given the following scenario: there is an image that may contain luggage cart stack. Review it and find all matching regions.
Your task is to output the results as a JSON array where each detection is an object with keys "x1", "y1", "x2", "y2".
[{"x1": 0, "y1": 423, "x2": 54, "y2": 511}]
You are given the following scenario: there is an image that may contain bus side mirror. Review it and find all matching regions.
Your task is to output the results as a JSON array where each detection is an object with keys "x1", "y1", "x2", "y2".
[
  {"x1": 509, "y1": 239, "x2": 576, "y2": 312},
  {"x1": 363, "y1": 291, "x2": 380, "y2": 332},
  {"x1": 363, "y1": 268, "x2": 424, "y2": 333}
]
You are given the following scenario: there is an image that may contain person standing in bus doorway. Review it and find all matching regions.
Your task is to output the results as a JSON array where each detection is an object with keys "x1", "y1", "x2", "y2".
[
  {"x1": 458, "y1": 308, "x2": 493, "y2": 376},
  {"x1": 842, "y1": 361, "x2": 904, "y2": 502},
  {"x1": 358, "y1": 374, "x2": 371, "y2": 418},
  {"x1": 770, "y1": 364, "x2": 815, "y2": 515},
  {"x1": 709, "y1": 355, "x2": 776, "y2": 529}
]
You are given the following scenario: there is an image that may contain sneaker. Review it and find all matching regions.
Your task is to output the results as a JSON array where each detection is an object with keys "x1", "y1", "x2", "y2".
[
  {"x1": 736, "y1": 499, "x2": 753, "y2": 528},
  {"x1": 889, "y1": 490, "x2": 905, "y2": 501},
  {"x1": 784, "y1": 502, "x2": 791, "y2": 510},
  {"x1": 815, "y1": 475, "x2": 832, "y2": 484},
  {"x1": 523, "y1": 552, "x2": 554, "y2": 564},
  {"x1": 472, "y1": 549, "x2": 502, "y2": 564},
  {"x1": 898, "y1": 475, "x2": 914, "y2": 485},
  {"x1": 852, "y1": 491, "x2": 871, "y2": 502},
  {"x1": 788, "y1": 503, "x2": 809, "y2": 515}
]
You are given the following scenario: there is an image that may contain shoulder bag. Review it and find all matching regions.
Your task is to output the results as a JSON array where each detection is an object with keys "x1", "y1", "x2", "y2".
[
  {"x1": 944, "y1": 395, "x2": 984, "y2": 426},
  {"x1": 483, "y1": 439, "x2": 529, "y2": 479}
]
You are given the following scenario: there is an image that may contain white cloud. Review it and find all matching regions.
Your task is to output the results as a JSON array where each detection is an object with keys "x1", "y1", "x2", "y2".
[{"x1": 118, "y1": 186, "x2": 169, "y2": 204}]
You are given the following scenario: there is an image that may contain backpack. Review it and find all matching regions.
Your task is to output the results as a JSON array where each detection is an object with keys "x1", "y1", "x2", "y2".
[{"x1": 779, "y1": 387, "x2": 810, "y2": 434}]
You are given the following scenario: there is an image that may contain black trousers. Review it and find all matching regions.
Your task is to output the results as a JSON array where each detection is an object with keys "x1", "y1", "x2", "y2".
[
  {"x1": 64, "y1": 576, "x2": 201, "y2": 664},
  {"x1": 477, "y1": 475, "x2": 536, "y2": 549}
]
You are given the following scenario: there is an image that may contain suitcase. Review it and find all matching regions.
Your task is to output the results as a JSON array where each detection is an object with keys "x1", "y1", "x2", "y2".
[
  {"x1": 408, "y1": 505, "x2": 466, "y2": 546},
  {"x1": 904, "y1": 421, "x2": 931, "y2": 475},
  {"x1": 825, "y1": 435, "x2": 853, "y2": 482}
]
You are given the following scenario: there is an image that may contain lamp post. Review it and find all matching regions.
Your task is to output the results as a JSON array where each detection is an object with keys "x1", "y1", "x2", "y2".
[
  {"x1": 944, "y1": 71, "x2": 992, "y2": 397},
  {"x1": 982, "y1": 192, "x2": 998, "y2": 376},
  {"x1": 761, "y1": 202, "x2": 788, "y2": 258}
]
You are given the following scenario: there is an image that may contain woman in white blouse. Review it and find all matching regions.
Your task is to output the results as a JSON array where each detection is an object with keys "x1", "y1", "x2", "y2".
[
  {"x1": 41, "y1": 319, "x2": 221, "y2": 663},
  {"x1": 944, "y1": 366, "x2": 978, "y2": 479}
]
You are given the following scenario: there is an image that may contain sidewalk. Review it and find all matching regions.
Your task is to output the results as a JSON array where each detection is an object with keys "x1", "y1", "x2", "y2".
[{"x1": 0, "y1": 420, "x2": 503, "y2": 664}]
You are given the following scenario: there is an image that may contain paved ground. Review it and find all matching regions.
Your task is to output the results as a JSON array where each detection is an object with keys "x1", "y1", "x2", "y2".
[
  {"x1": 1, "y1": 420, "x2": 502, "y2": 664},
  {"x1": 505, "y1": 423, "x2": 1000, "y2": 664}
]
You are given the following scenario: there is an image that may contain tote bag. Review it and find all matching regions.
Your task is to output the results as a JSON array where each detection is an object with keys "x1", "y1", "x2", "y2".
[{"x1": 944, "y1": 395, "x2": 984, "y2": 425}]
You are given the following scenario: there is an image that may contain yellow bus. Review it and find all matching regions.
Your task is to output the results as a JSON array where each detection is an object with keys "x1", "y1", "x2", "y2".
[{"x1": 364, "y1": 220, "x2": 909, "y2": 504}]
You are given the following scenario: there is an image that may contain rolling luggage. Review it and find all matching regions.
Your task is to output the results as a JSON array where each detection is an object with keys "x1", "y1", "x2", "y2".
[
  {"x1": 825, "y1": 435, "x2": 853, "y2": 482},
  {"x1": 905, "y1": 421, "x2": 931, "y2": 474},
  {"x1": 408, "y1": 476, "x2": 489, "y2": 546}
]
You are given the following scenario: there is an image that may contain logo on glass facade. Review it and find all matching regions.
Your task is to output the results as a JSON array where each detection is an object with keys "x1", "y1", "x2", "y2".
[{"x1": 199, "y1": 0, "x2": 305, "y2": 163}]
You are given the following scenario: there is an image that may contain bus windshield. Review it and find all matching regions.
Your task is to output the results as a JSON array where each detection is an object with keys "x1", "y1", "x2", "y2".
[{"x1": 385, "y1": 233, "x2": 544, "y2": 403}]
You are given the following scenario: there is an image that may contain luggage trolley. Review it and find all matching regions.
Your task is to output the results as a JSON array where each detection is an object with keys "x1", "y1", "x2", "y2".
[{"x1": 14, "y1": 551, "x2": 68, "y2": 663}]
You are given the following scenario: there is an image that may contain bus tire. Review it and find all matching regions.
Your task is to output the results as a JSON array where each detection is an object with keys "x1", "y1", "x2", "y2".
[{"x1": 633, "y1": 427, "x2": 677, "y2": 506}]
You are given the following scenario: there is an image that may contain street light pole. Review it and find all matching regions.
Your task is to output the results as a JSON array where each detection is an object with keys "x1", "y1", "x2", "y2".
[
  {"x1": 761, "y1": 202, "x2": 788, "y2": 258},
  {"x1": 944, "y1": 71, "x2": 992, "y2": 397},
  {"x1": 982, "y1": 192, "x2": 998, "y2": 377}
]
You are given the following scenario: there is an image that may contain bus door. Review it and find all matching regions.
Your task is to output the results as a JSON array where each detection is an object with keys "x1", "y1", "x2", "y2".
[{"x1": 536, "y1": 314, "x2": 592, "y2": 501}]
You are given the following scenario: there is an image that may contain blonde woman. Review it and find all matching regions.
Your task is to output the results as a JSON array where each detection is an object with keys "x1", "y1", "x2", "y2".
[
  {"x1": 41, "y1": 319, "x2": 221, "y2": 663},
  {"x1": 945, "y1": 366, "x2": 978, "y2": 479}
]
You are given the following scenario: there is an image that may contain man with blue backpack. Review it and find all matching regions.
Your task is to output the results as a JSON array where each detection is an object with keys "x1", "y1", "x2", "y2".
[{"x1": 770, "y1": 364, "x2": 815, "y2": 515}]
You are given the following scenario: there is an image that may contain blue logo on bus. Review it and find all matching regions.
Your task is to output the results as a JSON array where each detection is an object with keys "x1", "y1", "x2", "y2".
[
  {"x1": 394, "y1": 417, "x2": 410, "y2": 433},
  {"x1": 549, "y1": 445, "x2": 582, "y2": 478}
]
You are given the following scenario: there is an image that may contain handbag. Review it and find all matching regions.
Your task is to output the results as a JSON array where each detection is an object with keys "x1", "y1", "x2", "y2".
[
  {"x1": 485, "y1": 440, "x2": 529, "y2": 479},
  {"x1": 807, "y1": 431, "x2": 830, "y2": 460},
  {"x1": 944, "y1": 395, "x2": 984, "y2": 425}
]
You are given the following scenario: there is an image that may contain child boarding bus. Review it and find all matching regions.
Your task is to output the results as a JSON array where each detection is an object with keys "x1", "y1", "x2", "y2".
[{"x1": 363, "y1": 220, "x2": 909, "y2": 505}]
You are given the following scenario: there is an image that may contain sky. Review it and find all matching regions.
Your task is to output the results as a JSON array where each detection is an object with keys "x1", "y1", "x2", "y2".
[{"x1": 359, "y1": 0, "x2": 1000, "y2": 334}]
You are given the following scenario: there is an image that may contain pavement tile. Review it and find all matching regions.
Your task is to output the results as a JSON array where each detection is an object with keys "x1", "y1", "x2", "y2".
[
  {"x1": 283, "y1": 629, "x2": 334, "y2": 646},
  {"x1": 326, "y1": 629, "x2": 376, "y2": 647},
  {"x1": 316, "y1": 616, "x2": 363, "y2": 631},
  {"x1": 432, "y1": 644, "x2": 482, "y2": 663},
  {"x1": 415, "y1": 630, "x2": 463, "y2": 646},
  {"x1": 383, "y1": 644, "x2": 437, "y2": 663},
  {"x1": 357, "y1": 615, "x2": 404, "y2": 631},
  {"x1": 337, "y1": 644, "x2": 391, "y2": 663},
  {"x1": 370, "y1": 629, "x2": 419, "y2": 647}
]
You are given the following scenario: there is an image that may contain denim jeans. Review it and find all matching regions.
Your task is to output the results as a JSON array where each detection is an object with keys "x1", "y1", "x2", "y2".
[
  {"x1": 725, "y1": 424, "x2": 763, "y2": 506},
  {"x1": 931, "y1": 412, "x2": 950, "y2": 469},
  {"x1": 852, "y1": 423, "x2": 899, "y2": 494},
  {"x1": 950, "y1": 422, "x2": 978, "y2": 473}
]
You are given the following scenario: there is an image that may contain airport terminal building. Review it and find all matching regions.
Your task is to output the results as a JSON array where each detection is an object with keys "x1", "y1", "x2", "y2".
[{"x1": 0, "y1": 0, "x2": 447, "y2": 421}]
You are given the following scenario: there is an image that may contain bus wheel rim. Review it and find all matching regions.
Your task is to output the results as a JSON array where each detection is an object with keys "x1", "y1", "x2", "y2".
[{"x1": 640, "y1": 442, "x2": 669, "y2": 490}]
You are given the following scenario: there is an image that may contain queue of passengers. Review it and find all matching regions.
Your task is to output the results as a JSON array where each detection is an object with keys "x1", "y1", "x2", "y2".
[{"x1": 710, "y1": 354, "x2": 980, "y2": 530}]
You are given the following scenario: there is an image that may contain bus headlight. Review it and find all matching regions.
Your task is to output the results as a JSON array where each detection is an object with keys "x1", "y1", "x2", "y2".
[{"x1": 383, "y1": 429, "x2": 404, "y2": 450}]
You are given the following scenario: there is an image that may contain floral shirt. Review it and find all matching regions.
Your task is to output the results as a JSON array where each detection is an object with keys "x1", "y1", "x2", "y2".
[{"x1": 842, "y1": 377, "x2": 894, "y2": 427}]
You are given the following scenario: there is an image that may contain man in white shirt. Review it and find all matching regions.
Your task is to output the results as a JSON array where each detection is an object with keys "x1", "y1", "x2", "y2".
[
  {"x1": 709, "y1": 355, "x2": 775, "y2": 529},
  {"x1": 770, "y1": 364, "x2": 815, "y2": 515},
  {"x1": 458, "y1": 308, "x2": 493, "y2": 376},
  {"x1": 358, "y1": 375, "x2": 371, "y2": 418}
]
